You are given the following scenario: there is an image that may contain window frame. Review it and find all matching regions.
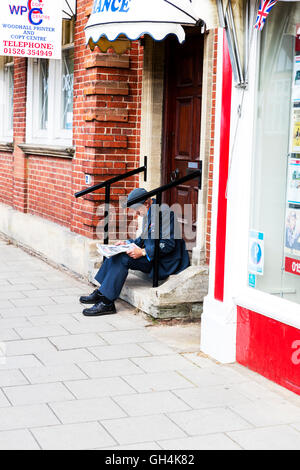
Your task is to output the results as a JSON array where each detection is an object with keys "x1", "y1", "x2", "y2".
[
  {"x1": 0, "y1": 56, "x2": 14, "y2": 143},
  {"x1": 26, "y1": 20, "x2": 74, "y2": 147}
]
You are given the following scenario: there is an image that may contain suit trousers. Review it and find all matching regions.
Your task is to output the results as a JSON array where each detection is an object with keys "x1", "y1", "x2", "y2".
[{"x1": 95, "y1": 253, "x2": 153, "y2": 302}]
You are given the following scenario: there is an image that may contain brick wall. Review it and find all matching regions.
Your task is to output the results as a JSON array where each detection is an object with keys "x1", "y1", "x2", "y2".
[
  {"x1": 13, "y1": 58, "x2": 28, "y2": 213},
  {"x1": 0, "y1": 2, "x2": 215, "y2": 256},
  {"x1": 0, "y1": 151, "x2": 13, "y2": 206},
  {"x1": 27, "y1": 156, "x2": 72, "y2": 227},
  {"x1": 70, "y1": 0, "x2": 144, "y2": 240},
  {"x1": 0, "y1": 0, "x2": 144, "y2": 242}
]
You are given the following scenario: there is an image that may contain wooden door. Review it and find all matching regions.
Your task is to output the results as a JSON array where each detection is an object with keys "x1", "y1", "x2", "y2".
[{"x1": 163, "y1": 30, "x2": 204, "y2": 249}]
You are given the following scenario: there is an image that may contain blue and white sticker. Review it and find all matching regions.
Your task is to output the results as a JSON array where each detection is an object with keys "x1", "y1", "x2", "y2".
[
  {"x1": 248, "y1": 230, "x2": 264, "y2": 276},
  {"x1": 248, "y1": 273, "x2": 256, "y2": 288}
]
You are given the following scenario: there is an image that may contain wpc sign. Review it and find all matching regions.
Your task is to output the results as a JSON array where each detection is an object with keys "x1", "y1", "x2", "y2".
[{"x1": 0, "y1": 0, "x2": 62, "y2": 59}]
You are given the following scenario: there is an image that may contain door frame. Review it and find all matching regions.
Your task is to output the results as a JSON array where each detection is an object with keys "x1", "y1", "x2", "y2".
[{"x1": 161, "y1": 27, "x2": 204, "y2": 205}]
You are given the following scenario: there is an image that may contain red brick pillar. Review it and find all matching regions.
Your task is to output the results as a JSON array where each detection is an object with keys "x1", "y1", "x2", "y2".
[
  {"x1": 13, "y1": 58, "x2": 28, "y2": 213},
  {"x1": 71, "y1": 0, "x2": 144, "y2": 241}
]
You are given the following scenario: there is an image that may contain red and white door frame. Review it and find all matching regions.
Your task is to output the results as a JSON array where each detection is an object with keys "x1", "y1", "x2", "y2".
[{"x1": 201, "y1": 28, "x2": 238, "y2": 364}]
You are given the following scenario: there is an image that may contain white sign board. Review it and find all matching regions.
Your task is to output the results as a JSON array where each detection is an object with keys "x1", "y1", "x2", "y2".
[{"x1": 0, "y1": 0, "x2": 62, "y2": 59}]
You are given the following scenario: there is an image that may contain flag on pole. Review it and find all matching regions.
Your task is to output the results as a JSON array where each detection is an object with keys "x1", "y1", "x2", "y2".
[{"x1": 254, "y1": 0, "x2": 278, "y2": 30}]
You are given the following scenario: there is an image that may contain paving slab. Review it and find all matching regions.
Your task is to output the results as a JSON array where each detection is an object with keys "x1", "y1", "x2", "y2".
[
  {"x1": 31, "y1": 422, "x2": 116, "y2": 450},
  {"x1": 64, "y1": 377, "x2": 136, "y2": 400},
  {"x1": 5, "y1": 339, "x2": 58, "y2": 357},
  {"x1": 122, "y1": 371, "x2": 195, "y2": 393},
  {"x1": 88, "y1": 343, "x2": 151, "y2": 361},
  {"x1": 167, "y1": 408, "x2": 252, "y2": 436},
  {"x1": 49, "y1": 333, "x2": 106, "y2": 350},
  {"x1": 0, "y1": 237, "x2": 300, "y2": 450},
  {"x1": 114, "y1": 390, "x2": 191, "y2": 416},
  {"x1": 0, "y1": 404, "x2": 59, "y2": 431},
  {"x1": 173, "y1": 384, "x2": 252, "y2": 409},
  {"x1": 101, "y1": 415, "x2": 186, "y2": 445},
  {"x1": 49, "y1": 397, "x2": 126, "y2": 423},
  {"x1": 21, "y1": 364, "x2": 88, "y2": 384},
  {"x1": 158, "y1": 434, "x2": 241, "y2": 450},
  {"x1": 3, "y1": 383, "x2": 75, "y2": 406},
  {"x1": 228, "y1": 425, "x2": 300, "y2": 450},
  {"x1": 0, "y1": 370, "x2": 29, "y2": 387},
  {"x1": 79, "y1": 359, "x2": 145, "y2": 378},
  {"x1": 0, "y1": 430, "x2": 40, "y2": 450}
]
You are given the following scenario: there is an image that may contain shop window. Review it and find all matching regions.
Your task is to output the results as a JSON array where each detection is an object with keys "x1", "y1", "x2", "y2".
[
  {"x1": 249, "y1": 2, "x2": 300, "y2": 304},
  {"x1": 0, "y1": 56, "x2": 14, "y2": 142},
  {"x1": 26, "y1": 20, "x2": 74, "y2": 146}
]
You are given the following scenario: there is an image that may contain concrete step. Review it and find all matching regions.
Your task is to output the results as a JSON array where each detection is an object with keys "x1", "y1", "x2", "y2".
[
  {"x1": 120, "y1": 266, "x2": 208, "y2": 320},
  {"x1": 89, "y1": 258, "x2": 208, "y2": 320}
]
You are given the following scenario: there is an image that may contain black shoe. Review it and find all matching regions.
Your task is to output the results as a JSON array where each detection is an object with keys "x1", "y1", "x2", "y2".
[
  {"x1": 80, "y1": 289, "x2": 104, "y2": 305},
  {"x1": 82, "y1": 301, "x2": 117, "y2": 317}
]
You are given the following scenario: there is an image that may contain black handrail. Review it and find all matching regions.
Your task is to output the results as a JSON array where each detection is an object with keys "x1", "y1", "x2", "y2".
[
  {"x1": 74, "y1": 158, "x2": 202, "y2": 288},
  {"x1": 127, "y1": 165, "x2": 202, "y2": 288},
  {"x1": 75, "y1": 156, "x2": 147, "y2": 244}
]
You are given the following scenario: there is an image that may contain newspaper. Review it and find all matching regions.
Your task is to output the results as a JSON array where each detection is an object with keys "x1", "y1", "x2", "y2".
[{"x1": 96, "y1": 243, "x2": 137, "y2": 259}]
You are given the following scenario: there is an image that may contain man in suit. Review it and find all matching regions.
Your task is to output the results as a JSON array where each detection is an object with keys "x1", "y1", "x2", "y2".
[{"x1": 80, "y1": 188, "x2": 190, "y2": 316}]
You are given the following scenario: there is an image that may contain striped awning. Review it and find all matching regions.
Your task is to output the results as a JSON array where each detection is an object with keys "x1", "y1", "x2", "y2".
[{"x1": 85, "y1": 0, "x2": 219, "y2": 52}]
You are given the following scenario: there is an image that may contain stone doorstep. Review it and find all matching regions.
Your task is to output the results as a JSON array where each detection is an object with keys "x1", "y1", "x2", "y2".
[
  {"x1": 89, "y1": 254, "x2": 209, "y2": 320},
  {"x1": 90, "y1": 265, "x2": 208, "y2": 320}
]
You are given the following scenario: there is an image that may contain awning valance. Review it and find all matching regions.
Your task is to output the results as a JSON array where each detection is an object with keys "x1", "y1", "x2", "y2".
[{"x1": 85, "y1": 0, "x2": 219, "y2": 49}]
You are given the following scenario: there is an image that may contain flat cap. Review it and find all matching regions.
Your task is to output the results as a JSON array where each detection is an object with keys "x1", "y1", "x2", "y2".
[{"x1": 125, "y1": 188, "x2": 148, "y2": 209}]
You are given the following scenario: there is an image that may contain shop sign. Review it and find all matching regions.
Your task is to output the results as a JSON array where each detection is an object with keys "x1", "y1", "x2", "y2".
[
  {"x1": 0, "y1": 0, "x2": 62, "y2": 59},
  {"x1": 285, "y1": 257, "x2": 300, "y2": 276},
  {"x1": 248, "y1": 230, "x2": 264, "y2": 276}
]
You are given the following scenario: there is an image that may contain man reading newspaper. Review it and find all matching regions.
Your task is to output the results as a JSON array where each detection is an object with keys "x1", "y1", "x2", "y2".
[{"x1": 80, "y1": 188, "x2": 190, "y2": 316}]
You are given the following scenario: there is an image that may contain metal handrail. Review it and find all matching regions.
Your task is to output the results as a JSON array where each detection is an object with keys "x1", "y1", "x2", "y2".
[
  {"x1": 74, "y1": 158, "x2": 202, "y2": 288},
  {"x1": 127, "y1": 166, "x2": 202, "y2": 287},
  {"x1": 75, "y1": 156, "x2": 147, "y2": 244}
]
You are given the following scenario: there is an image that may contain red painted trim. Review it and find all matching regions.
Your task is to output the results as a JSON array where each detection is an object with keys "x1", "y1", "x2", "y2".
[
  {"x1": 214, "y1": 31, "x2": 232, "y2": 302},
  {"x1": 285, "y1": 257, "x2": 300, "y2": 276},
  {"x1": 237, "y1": 306, "x2": 300, "y2": 396}
]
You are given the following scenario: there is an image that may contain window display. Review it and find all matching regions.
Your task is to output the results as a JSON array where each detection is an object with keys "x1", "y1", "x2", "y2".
[{"x1": 250, "y1": 1, "x2": 300, "y2": 304}]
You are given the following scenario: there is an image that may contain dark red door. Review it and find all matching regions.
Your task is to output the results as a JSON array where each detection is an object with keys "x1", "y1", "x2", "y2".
[{"x1": 163, "y1": 30, "x2": 203, "y2": 249}]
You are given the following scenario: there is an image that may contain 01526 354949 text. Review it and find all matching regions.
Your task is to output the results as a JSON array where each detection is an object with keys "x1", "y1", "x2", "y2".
[
  {"x1": 3, "y1": 40, "x2": 54, "y2": 56},
  {"x1": 3, "y1": 47, "x2": 53, "y2": 56}
]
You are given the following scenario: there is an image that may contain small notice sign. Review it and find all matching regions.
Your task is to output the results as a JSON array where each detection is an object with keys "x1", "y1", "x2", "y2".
[
  {"x1": 249, "y1": 273, "x2": 256, "y2": 288},
  {"x1": 0, "y1": 0, "x2": 62, "y2": 59},
  {"x1": 248, "y1": 230, "x2": 264, "y2": 276}
]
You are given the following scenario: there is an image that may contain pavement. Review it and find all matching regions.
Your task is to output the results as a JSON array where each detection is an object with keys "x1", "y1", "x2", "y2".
[{"x1": 0, "y1": 237, "x2": 300, "y2": 450}]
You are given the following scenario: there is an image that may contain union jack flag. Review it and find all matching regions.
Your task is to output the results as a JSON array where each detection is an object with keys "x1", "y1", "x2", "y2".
[{"x1": 254, "y1": 0, "x2": 278, "y2": 31}]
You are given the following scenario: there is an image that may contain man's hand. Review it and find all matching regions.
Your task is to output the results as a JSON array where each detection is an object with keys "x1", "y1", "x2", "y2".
[
  {"x1": 115, "y1": 241, "x2": 128, "y2": 246},
  {"x1": 127, "y1": 246, "x2": 144, "y2": 260}
]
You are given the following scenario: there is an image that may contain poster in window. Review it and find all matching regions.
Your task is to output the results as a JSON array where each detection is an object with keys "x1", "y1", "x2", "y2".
[
  {"x1": 285, "y1": 35, "x2": 300, "y2": 272},
  {"x1": 284, "y1": 207, "x2": 300, "y2": 257},
  {"x1": 290, "y1": 55, "x2": 300, "y2": 152},
  {"x1": 293, "y1": 56, "x2": 300, "y2": 101},
  {"x1": 292, "y1": 117, "x2": 300, "y2": 153},
  {"x1": 287, "y1": 158, "x2": 300, "y2": 205}
]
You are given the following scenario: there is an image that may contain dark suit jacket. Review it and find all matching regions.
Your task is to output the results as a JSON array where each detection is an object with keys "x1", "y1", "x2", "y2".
[{"x1": 131, "y1": 200, "x2": 190, "y2": 280}]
